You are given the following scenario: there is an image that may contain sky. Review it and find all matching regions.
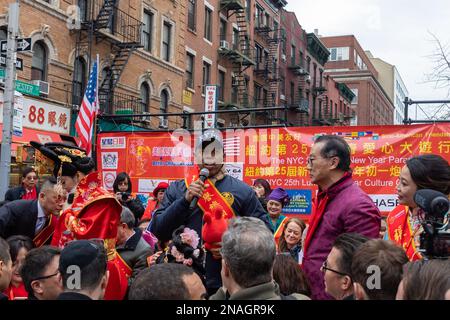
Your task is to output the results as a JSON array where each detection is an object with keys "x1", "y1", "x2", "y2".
[{"x1": 286, "y1": 0, "x2": 450, "y2": 120}]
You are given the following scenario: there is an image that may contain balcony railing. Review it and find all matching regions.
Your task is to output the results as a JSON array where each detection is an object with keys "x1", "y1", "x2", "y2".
[{"x1": 99, "y1": 91, "x2": 144, "y2": 116}]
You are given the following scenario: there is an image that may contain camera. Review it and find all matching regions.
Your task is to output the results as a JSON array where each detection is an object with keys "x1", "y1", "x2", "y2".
[
  {"x1": 120, "y1": 192, "x2": 131, "y2": 202},
  {"x1": 414, "y1": 189, "x2": 450, "y2": 259}
]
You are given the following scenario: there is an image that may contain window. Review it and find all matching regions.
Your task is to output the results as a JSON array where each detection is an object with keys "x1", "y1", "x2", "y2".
[
  {"x1": 350, "y1": 88, "x2": 358, "y2": 104},
  {"x1": 142, "y1": 10, "x2": 153, "y2": 52},
  {"x1": 254, "y1": 84, "x2": 261, "y2": 107},
  {"x1": 79, "y1": 0, "x2": 88, "y2": 22},
  {"x1": 72, "y1": 57, "x2": 86, "y2": 106},
  {"x1": 329, "y1": 47, "x2": 350, "y2": 61},
  {"x1": 232, "y1": 28, "x2": 239, "y2": 50},
  {"x1": 187, "y1": 0, "x2": 196, "y2": 31},
  {"x1": 246, "y1": 0, "x2": 251, "y2": 19},
  {"x1": 160, "y1": 90, "x2": 169, "y2": 120},
  {"x1": 256, "y1": 6, "x2": 264, "y2": 28},
  {"x1": 140, "y1": 83, "x2": 150, "y2": 112},
  {"x1": 231, "y1": 74, "x2": 238, "y2": 103},
  {"x1": 162, "y1": 22, "x2": 172, "y2": 62},
  {"x1": 291, "y1": 45, "x2": 296, "y2": 65},
  {"x1": 290, "y1": 82, "x2": 295, "y2": 105},
  {"x1": 31, "y1": 41, "x2": 47, "y2": 81},
  {"x1": 299, "y1": 50, "x2": 304, "y2": 67},
  {"x1": 202, "y1": 61, "x2": 211, "y2": 94},
  {"x1": 218, "y1": 70, "x2": 225, "y2": 101},
  {"x1": 280, "y1": 76, "x2": 285, "y2": 98},
  {"x1": 264, "y1": 13, "x2": 270, "y2": 28},
  {"x1": 262, "y1": 88, "x2": 268, "y2": 107},
  {"x1": 219, "y1": 18, "x2": 227, "y2": 42},
  {"x1": 186, "y1": 53, "x2": 195, "y2": 89},
  {"x1": 204, "y1": 7, "x2": 212, "y2": 41},
  {"x1": 273, "y1": 21, "x2": 279, "y2": 39},
  {"x1": 0, "y1": 27, "x2": 7, "y2": 41},
  {"x1": 255, "y1": 44, "x2": 263, "y2": 69}
]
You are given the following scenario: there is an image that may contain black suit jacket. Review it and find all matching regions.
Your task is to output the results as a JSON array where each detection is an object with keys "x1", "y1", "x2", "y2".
[
  {"x1": 5, "y1": 186, "x2": 40, "y2": 202},
  {"x1": 0, "y1": 199, "x2": 39, "y2": 240}
]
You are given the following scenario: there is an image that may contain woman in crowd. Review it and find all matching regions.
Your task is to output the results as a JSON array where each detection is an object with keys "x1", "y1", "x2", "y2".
[
  {"x1": 5, "y1": 168, "x2": 39, "y2": 201},
  {"x1": 113, "y1": 172, "x2": 145, "y2": 224},
  {"x1": 266, "y1": 187, "x2": 291, "y2": 242},
  {"x1": 386, "y1": 154, "x2": 450, "y2": 260},
  {"x1": 273, "y1": 254, "x2": 311, "y2": 297},
  {"x1": 277, "y1": 217, "x2": 306, "y2": 263},
  {"x1": 396, "y1": 259, "x2": 450, "y2": 300},
  {"x1": 251, "y1": 179, "x2": 272, "y2": 212},
  {"x1": 4, "y1": 235, "x2": 34, "y2": 299},
  {"x1": 142, "y1": 182, "x2": 169, "y2": 221}
]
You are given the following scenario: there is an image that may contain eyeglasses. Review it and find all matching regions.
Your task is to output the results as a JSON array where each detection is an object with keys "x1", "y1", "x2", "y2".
[
  {"x1": 32, "y1": 271, "x2": 59, "y2": 281},
  {"x1": 307, "y1": 155, "x2": 337, "y2": 166},
  {"x1": 321, "y1": 261, "x2": 349, "y2": 277}
]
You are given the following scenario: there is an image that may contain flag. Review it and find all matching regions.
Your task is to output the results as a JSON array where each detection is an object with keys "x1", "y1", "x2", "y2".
[{"x1": 75, "y1": 59, "x2": 98, "y2": 156}]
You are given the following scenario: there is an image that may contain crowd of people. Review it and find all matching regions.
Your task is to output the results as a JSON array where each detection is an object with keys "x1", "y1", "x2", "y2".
[{"x1": 0, "y1": 132, "x2": 449, "y2": 301}]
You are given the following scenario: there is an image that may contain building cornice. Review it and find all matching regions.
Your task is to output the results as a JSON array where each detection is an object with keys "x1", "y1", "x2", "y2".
[{"x1": 21, "y1": 0, "x2": 69, "y2": 23}]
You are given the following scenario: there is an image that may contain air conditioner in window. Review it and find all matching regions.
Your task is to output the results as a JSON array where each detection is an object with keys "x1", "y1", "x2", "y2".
[
  {"x1": 305, "y1": 75, "x2": 311, "y2": 83},
  {"x1": 281, "y1": 54, "x2": 286, "y2": 62},
  {"x1": 142, "y1": 111, "x2": 152, "y2": 122},
  {"x1": 31, "y1": 80, "x2": 50, "y2": 95},
  {"x1": 219, "y1": 40, "x2": 230, "y2": 50},
  {"x1": 159, "y1": 118, "x2": 168, "y2": 129}
]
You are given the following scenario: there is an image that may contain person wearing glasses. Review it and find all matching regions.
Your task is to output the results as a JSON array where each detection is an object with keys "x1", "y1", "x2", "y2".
[
  {"x1": 302, "y1": 135, "x2": 381, "y2": 300},
  {"x1": 321, "y1": 233, "x2": 369, "y2": 300},
  {"x1": 20, "y1": 246, "x2": 62, "y2": 300},
  {"x1": 5, "y1": 167, "x2": 40, "y2": 202}
]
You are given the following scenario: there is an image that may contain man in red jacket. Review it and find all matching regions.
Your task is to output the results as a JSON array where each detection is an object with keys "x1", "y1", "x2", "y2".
[{"x1": 302, "y1": 135, "x2": 381, "y2": 300}]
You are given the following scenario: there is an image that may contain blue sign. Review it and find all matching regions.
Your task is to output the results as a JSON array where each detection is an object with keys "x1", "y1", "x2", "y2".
[{"x1": 283, "y1": 189, "x2": 312, "y2": 215}]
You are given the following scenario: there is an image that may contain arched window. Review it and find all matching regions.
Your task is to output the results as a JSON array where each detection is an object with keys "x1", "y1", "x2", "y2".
[
  {"x1": 160, "y1": 89, "x2": 169, "y2": 117},
  {"x1": 140, "y1": 83, "x2": 150, "y2": 112},
  {"x1": 72, "y1": 57, "x2": 87, "y2": 106},
  {"x1": 31, "y1": 41, "x2": 47, "y2": 81}
]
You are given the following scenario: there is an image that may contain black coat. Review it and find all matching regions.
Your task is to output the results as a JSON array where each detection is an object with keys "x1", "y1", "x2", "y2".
[
  {"x1": 57, "y1": 292, "x2": 92, "y2": 300},
  {"x1": 150, "y1": 174, "x2": 271, "y2": 292},
  {"x1": 4, "y1": 186, "x2": 40, "y2": 202},
  {"x1": 0, "y1": 199, "x2": 40, "y2": 240}
]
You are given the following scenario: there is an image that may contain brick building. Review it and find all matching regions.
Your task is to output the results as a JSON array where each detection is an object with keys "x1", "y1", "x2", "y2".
[
  {"x1": 0, "y1": 0, "x2": 186, "y2": 133},
  {"x1": 320, "y1": 35, "x2": 394, "y2": 125}
]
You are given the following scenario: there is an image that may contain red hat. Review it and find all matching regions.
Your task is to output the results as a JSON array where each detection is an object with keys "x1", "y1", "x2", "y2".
[{"x1": 153, "y1": 182, "x2": 169, "y2": 197}]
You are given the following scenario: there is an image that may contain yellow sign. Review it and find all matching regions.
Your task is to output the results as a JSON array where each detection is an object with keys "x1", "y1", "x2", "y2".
[{"x1": 183, "y1": 90, "x2": 193, "y2": 105}]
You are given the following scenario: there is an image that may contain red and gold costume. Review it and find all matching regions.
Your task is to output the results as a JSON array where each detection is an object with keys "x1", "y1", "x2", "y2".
[
  {"x1": 4, "y1": 282, "x2": 28, "y2": 300},
  {"x1": 273, "y1": 216, "x2": 288, "y2": 246},
  {"x1": 386, "y1": 205, "x2": 422, "y2": 261},
  {"x1": 51, "y1": 171, "x2": 130, "y2": 300}
]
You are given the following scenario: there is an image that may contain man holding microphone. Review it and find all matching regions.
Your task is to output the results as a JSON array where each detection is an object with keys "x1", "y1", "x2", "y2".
[{"x1": 149, "y1": 130, "x2": 270, "y2": 296}]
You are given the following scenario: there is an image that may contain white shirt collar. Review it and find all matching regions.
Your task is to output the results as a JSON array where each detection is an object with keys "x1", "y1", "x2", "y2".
[{"x1": 37, "y1": 200, "x2": 46, "y2": 218}]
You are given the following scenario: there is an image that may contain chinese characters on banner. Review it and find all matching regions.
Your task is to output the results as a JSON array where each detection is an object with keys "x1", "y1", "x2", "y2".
[
  {"x1": 204, "y1": 85, "x2": 217, "y2": 129},
  {"x1": 98, "y1": 124, "x2": 450, "y2": 220}
]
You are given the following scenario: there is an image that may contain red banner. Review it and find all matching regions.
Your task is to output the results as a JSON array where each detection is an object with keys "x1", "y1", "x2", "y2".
[{"x1": 97, "y1": 124, "x2": 450, "y2": 220}]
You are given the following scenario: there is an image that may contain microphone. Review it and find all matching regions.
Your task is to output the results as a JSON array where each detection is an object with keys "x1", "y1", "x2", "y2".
[
  {"x1": 414, "y1": 189, "x2": 449, "y2": 218},
  {"x1": 189, "y1": 168, "x2": 210, "y2": 211}
]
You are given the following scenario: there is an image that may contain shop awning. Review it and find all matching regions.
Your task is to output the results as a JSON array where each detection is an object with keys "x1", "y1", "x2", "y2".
[{"x1": 0, "y1": 124, "x2": 63, "y2": 154}]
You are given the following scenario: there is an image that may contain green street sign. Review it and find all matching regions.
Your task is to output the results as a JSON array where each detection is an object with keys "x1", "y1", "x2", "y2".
[
  {"x1": 15, "y1": 80, "x2": 40, "y2": 96},
  {"x1": 0, "y1": 69, "x2": 4, "y2": 78}
]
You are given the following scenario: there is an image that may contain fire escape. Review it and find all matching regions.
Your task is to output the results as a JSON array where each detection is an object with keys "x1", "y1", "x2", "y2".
[
  {"x1": 288, "y1": 55, "x2": 310, "y2": 126},
  {"x1": 72, "y1": 0, "x2": 143, "y2": 119},
  {"x1": 219, "y1": 0, "x2": 255, "y2": 110},
  {"x1": 253, "y1": 15, "x2": 281, "y2": 123}
]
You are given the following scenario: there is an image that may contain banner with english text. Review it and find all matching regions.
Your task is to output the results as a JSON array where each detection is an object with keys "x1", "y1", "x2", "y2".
[{"x1": 97, "y1": 123, "x2": 450, "y2": 220}]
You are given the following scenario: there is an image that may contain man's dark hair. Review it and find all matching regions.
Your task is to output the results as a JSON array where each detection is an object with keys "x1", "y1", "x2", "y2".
[
  {"x1": 0, "y1": 237, "x2": 11, "y2": 264},
  {"x1": 129, "y1": 263, "x2": 196, "y2": 300},
  {"x1": 20, "y1": 246, "x2": 61, "y2": 295},
  {"x1": 59, "y1": 241, "x2": 107, "y2": 291},
  {"x1": 351, "y1": 239, "x2": 408, "y2": 300},
  {"x1": 6, "y1": 235, "x2": 34, "y2": 262},
  {"x1": 120, "y1": 207, "x2": 135, "y2": 229},
  {"x1": 314, "y1": 135, "x2": 351, "y2": 172},
  {"x1": 333, "y1": 233, "x2": 370, "y2": 276},
  {"x1": 22, "y1": 167, "x2": 36, "y2": 179},
  {"x1": 401, "y1": 260, "x2": 450, "y2": 300}
]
